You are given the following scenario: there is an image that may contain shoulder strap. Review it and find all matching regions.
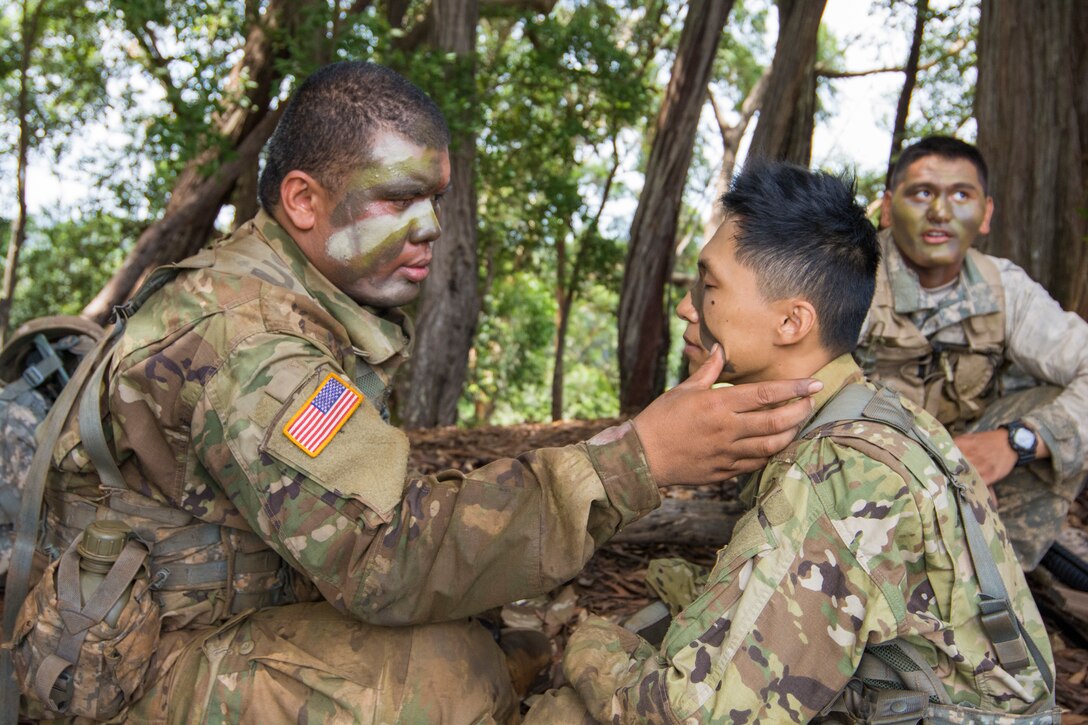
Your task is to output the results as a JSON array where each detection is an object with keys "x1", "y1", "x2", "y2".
[
  {"x1": 0, "y1": 263, "x2": 190, "y2": 724},
  {"x1": 804, "y1": 384, "x2": 1055, "y2": 701}
]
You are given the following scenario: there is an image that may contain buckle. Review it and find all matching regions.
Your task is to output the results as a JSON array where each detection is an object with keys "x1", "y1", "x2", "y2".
[
  {"x1": 978, "y1": 599, "x2": 1030, "y2": 672},
  {"x1": 21, "y1": 364, "x2": 46, "y2": 388}
]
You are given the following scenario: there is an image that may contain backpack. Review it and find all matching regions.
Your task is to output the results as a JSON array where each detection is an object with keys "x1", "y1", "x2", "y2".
[
  {"x1": 0, "y1": 268, "x2": 191, "y2": 724},
  {"x1": 806, "y1": 384, "x2": 1060, "y2": 724},
  {"x1": 0, "y1": 317, "x2": 102, "y2": 578}
]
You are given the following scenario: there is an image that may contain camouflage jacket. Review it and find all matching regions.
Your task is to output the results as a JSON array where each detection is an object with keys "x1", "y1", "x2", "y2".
[
  {"x1": 561, "y1": 356, "x2": 1053, "y2": 723},
  {"x1": 856, "y1": 229, "x2": 1088, "y2": 485},
  {"x1": 47, "y1": 211, "x2": 660, "y2": 627}
]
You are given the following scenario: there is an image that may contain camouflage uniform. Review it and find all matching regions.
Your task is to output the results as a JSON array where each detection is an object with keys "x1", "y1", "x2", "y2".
[
  {"x1": 524, "y1": 355, "x2": 1053, "y2": 724},
  {"x1": 34, "y1": 212, "x2": 661, "y2": 722},
  {"x1": 0, "y1": 387, "x2": 49, "y2": 580},
  {"x1": 855, "y1": 229, "x2": 1088, "y2": 569}
]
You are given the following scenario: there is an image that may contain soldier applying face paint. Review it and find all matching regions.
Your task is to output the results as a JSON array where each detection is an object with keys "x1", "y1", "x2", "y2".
[{"x1": 11, "y1": 61, "x2": 824, "y2": 723}]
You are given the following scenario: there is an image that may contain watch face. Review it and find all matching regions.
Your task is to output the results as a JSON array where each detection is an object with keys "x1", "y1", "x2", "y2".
[{"x1": 1012, "y1": 427, "x2": 1036, "y2": 451}]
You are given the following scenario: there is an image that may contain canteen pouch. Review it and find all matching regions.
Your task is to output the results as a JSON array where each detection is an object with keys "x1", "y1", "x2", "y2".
[{"x1": 12, "y1": 536, "x2": 161, "y2": 720}]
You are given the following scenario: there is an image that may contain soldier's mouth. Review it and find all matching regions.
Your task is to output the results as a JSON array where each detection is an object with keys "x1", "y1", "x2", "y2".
[{"x1": 922, "y1": 229, "x2": 953, "y2": 245}]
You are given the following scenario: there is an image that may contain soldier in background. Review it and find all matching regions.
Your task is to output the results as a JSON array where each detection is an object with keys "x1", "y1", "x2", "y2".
[
  {"x1": 855, "y1": 135, "x2": 1088, "y2": 571},
  {"x1": 11, "y1": 62, "x2": 823, "y2": 722}
]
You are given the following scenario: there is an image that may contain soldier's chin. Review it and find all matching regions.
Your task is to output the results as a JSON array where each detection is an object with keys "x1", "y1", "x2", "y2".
[{"x1": 352, "y1": 281, "x2": 422, "y2": 308}]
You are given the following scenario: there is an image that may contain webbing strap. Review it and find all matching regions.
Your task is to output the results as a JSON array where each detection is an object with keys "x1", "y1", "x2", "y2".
[
  {"x1": 804, "y1": 384, "x2": 1054, "y2": 700},
  {"x1": 32, "y1": 537, "x2": 146, "y2": 711},
  {"x1": 0, "y1": 263, "x2": 192, "y2": 723},
  {"x1": 1, "y1": 326, "x2": 120, "y2": 724},
  {"x1": 78, "y1": 343, "x2": 126, "y2": 491}
]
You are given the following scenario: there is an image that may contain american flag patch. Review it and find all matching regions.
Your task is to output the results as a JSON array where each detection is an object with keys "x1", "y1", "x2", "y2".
[{"x1": 283, "y1": 373, "x2": 362, "y2": 457}]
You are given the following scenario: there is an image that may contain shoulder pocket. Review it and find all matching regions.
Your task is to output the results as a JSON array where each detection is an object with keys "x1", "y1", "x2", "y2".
[{"x1": 259, "y1": 366, "x2": 408, "y2": 522}]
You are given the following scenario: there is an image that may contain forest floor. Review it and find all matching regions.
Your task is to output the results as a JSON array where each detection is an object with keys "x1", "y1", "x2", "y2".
[{"x1": 407, "y1": 417, "x2": 1088, "y2": 720}]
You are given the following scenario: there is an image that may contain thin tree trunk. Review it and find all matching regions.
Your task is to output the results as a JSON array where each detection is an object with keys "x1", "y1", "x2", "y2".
[
  {"x1": 551, "y1": 144, "x2": 622, "y2": 421},
  {"x1": 747, "y1": 0, "x2": 826, "y2": 165},
  {"x1": 885, "y1": 0, "x2": 929, "y2": 189},
  {"x1": 0, "y1": 0, "x2": 45, "y2": 344},
  {"x1": 82, "y1": 0, "x2": 319, "y2": 323},
  {"x1": 705, "y1": 67, "x2": 770, "y2": 235},
  {"x1": 400, "y1": 0, "x2": 480, "y2": 429},
  {"x1": 617, "y1": 0, "x2": 733, "y2": 415},
  {"x1": 976, "y1": 0, "x2": 1088, "y2": 318}
]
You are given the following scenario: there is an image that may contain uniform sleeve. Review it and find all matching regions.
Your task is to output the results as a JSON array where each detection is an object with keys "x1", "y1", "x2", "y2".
[
  {"x1": 999, "y1": 260, "x2": 1088, "y2": 481},
  {"x1": 193, "y1": 332, "x2": 661, "y2": 625},
  {"x1": 561, "y1": 452, "x2": 903, "y2": 724}
]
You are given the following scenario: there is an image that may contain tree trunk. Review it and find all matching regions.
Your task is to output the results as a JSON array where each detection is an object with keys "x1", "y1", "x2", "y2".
[
  {"x1": 81, "y1": 0, "x2": 316, "y2": 323},
  {"x1": 885, "y1": 0, "x2": 929, "y2": 189},
  {"x1": 551, "y1": 145, "x2": 621, "y2": 422},
  {"x1": 400, "y1": 0, "x2": 481, "y2": 429},
  {"x1": 0, "y1": 0, "x2": 45, "y2": 344},
  {"x1": 747, "y1": 0, "x2": 826, "y2": 165},
  {"x1": 706, "y1": 67, "x2": 770, "y2": 235},
  {"x1": 975, "y1": 0, "x2": 1088, "y2": 318},
  {"x1": 617, "y1": 0, "x2": 733, "y2": 415}
]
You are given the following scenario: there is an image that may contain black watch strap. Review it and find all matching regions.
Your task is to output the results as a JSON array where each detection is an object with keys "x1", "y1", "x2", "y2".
[{"x1": 1003, "y1": 421, "x2": 1037, "y2": 467}]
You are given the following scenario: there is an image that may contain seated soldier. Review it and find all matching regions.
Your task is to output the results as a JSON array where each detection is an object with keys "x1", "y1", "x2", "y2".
[
  {"x1": 524, "y1": 161, "x2": 1056, "y2": 723},
  {"x1": 855, "y1": 136, "x2": 1088, "y2": 572}
]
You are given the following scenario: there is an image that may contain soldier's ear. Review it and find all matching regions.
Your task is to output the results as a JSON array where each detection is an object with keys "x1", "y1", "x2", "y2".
[
  {"x1": 979, "y1": 196, "x2": 994, "y2": 235},
  {"x1": 279, "y1": 171, "x2": 326, "y2": 232},
  {"x1": 879, "y1": 191, "x2": 893, "y2": 228},
  {"x1": 774, "y1": 298, "x2": 816, "y2": 347}
]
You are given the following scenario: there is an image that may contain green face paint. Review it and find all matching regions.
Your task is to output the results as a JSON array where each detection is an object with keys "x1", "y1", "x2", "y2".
[
  {"x1": 886, "y1": 156, "x2": 991, "y2": 288},
  {"x1": 309, "y1": 132, "x2": 451, "y2": 307},
  {"x1": 690, "y1": 278, "x2": 720, "y2": 352}
]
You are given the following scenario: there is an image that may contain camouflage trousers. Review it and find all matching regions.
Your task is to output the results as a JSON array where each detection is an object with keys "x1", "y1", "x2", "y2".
[
  {"x1": 974, "y1": 386, "x2": 1088, "y2": 571},
  {"x1": 126, "y1": 601, "x2": 519, "y2": 724}
]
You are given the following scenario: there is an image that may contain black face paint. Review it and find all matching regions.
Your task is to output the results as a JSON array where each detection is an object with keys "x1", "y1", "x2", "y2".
[
  {"x1": 690, "y1": 279, "x2": 735, "y2": 374},
  {"x1": 690, "y1": 279, "x2": 720, "y2": 350}
]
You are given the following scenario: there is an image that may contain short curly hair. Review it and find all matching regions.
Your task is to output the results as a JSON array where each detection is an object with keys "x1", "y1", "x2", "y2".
[{"x1": 258, "y1": 62, "x2": 450, "y2": 213}]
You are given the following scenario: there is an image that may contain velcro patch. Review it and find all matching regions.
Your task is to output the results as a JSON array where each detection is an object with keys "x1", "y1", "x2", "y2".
[{"x1": 282, "y1": 372, "x2": 362, "y2": 457}]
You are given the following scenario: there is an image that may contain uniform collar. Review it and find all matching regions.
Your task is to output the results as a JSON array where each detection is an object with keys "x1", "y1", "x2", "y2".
[
  {"x1": 879, "y1": 228, "x2": 999, "y2": 318},
  {"x1": 738, "y1": 354, "x2": 864, "y2": 505},
  {"x1": 252, "y1": 210, "x2": 412, "y2": 365},
  {"x1": 796, "y1": 354, "x2": 867, "y2": 435}
]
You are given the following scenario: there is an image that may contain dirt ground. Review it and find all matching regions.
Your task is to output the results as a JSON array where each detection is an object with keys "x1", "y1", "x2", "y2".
[{"x1": 407, "y1": 417, "x2": 1088, "y2": 720}]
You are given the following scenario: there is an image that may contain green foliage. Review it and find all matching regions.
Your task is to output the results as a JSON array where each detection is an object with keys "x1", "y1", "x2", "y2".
[
  {"x1": 0, "y1": 0, "x2": 110, "y2": 162},
  {"x1": 8, "y1": 209, "x2": 136, "y2": 328},
  {"x1": 457, "y1": 0, "x2": 662, "y2": 424},
  {"x1": 461, "y1": 271, "x2": 556, "y2": 424},
  {"x1": 905, "y1": 0, "x2": 979, "y2": 140}
]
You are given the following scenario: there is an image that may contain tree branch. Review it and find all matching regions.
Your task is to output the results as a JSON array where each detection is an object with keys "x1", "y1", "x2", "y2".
[{"x1": 818, "y1": 39, "x2": 965, "y2": 80}]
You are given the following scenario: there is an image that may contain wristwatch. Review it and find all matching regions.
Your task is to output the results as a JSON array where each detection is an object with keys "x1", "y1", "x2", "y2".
[{"x1": 1002, "y1": 420, "x2": 1037, "y2": 467}]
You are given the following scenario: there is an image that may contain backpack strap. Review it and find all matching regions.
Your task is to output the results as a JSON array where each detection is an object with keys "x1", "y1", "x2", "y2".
[
  {"x1": 0, "y1": 262, "x2": 194, "y2": 723},
  {"x1": 0, "y1": 326, "x2": 118, "y2": 722},
  {"x1": 804, "y1": 384, "x2": 1055, "y2": 701}
]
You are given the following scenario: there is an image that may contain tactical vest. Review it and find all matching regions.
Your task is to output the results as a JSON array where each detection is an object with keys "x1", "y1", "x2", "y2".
[
  {"x1": 860, "y1": 247, "x2": 1006, "y2": 431},
  {"x1": 803, "y1": 385, "x2": 1059, "y2": 724}
]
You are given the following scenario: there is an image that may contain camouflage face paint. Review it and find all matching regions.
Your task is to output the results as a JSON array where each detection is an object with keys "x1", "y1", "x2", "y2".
[
  {"x1": 690, "y1": 278, "x2": 721, "y2": 353},
  {"x1": 884, "y1": 156, "x2": 992, "y2": 289},
  {"x1": 312, "y1": 131, "x2": 451, "y2": 307}
]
